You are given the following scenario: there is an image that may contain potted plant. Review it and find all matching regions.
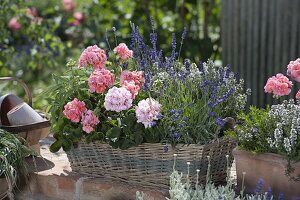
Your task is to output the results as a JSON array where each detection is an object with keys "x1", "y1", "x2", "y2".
[
  {"x1": 0, "y1": 129, "x2": 29, "y2": 200},
  {"x1": 227, "y1": 58, "x2": 300, "y2": 199},
  {"x1": 45, "y1": 21, "x2": 250, "y2": 188}
]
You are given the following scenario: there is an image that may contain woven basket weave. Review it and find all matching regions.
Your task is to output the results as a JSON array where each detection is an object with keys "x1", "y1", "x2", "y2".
[{"x1": 67, "y1": 138, "x2": 236, "y2": 189}]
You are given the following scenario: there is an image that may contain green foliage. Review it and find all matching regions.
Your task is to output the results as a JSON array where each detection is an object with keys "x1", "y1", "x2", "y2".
[
  {"x1": 0, "y1": 129, "x2": 30, "y2": 195},
  {"x1": 225, "y1": 106, "x2": 274, "y2": 153},
  {"x1": 1, "y1": 0, "x2": 222, "y2": 110}
]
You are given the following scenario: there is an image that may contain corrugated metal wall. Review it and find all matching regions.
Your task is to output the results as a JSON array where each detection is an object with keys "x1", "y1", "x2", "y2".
[{"x1": 221, "y1": 0, "x2": 300, "y2": 107}]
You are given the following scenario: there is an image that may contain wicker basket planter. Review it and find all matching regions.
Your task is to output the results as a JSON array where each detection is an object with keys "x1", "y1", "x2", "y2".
[{"x1": 67, "y1": 138, "x2": 236, "y2": 189}]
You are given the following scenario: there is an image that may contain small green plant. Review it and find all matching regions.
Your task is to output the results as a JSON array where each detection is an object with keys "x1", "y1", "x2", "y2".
[
  {"x1": 0, "y1": 129, "x2": 30, "y2": 199},
  {"x1": 225, "y1": 106, "x2": 274, "y2": 154}
]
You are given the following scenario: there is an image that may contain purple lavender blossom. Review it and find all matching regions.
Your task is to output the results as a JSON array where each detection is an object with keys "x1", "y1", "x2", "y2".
[
  {"x1": 266, "y1": 187, "x2": 272, "y2": 200},
  {"x1": 172, "y1": 131, "x2": 181, "y2": 141},
  {"x1": 255, "y1": 178, "x2": 264, "y2": 194},
  {"x1": 199, "y1": 62, "x2": 205, "y2": 76},
  {"x1": 184, "y1": 59, "x2": 190, "y2": 74},
  {"x1": 170, "y1": 109, "x2": 176, "y2": 114},
  {"x1": 181, "y1": 27, "x2": 187, "y2": 40},
  {"x1": 215, "y1": 118, "x2": 225, "y2": 127},
  {"x1": 225, "y1": 64, "x2": 231, "y2": 78},
  {"x1": 121, "y1": 62, "x2": 128, "y2": 70},
  {"x1": 163, "y1": 144, "x2": 168, "y2": 153},
  {"x1": 208, "y1": 111, "x2": 216, "y2": 117},
  {"x1": 178, "y1": 70, "x2": 185, "y2": 81},
  {"x1": 170, "y1": 33, "x2": 177, "y2": 61},
  {"x1": 150, "y1": 16, "x2": 155, "y2": 31},
  {"x1": 278, "y1": 193, "x2": 284, "y2": 200}
]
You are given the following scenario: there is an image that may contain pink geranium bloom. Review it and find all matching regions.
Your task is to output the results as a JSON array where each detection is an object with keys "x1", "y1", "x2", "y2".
[
  {"x1": 26, "y1": 7, "x2": 38, "y2": 18},
  {"x1": 81, "y1": 110, "x2": 99, "y2": 133},
  {"x1": 79, "y1": 45, "x2": 107, "y2": 69},
  {"x1": 73, "y1": 12, "x2": 85, "y2": 22},
  {"x1": 104, "y1": 87, "x2": 133, "y2": 112},
  {"x1": 63, "y1": 98, "x2": 87, "y2": 123},
  {"x1": 63, "y1": 0, "x2": 75, "y2": 12},
  {"x1": 120, "y1": 70, "x2": 144, "y2": 98},
  {"x1": 70, "y1": 12, "x2": 85, "y2": 26},
  {"x1": 296, "y1": 90, "x2": 300, "y2": 100},
  {"x1": 121, "y1": 70, "x2": 144, "y2": 88},
  {"x1": 113, "y1": 43, "x2": 133, "y2": 60},
  {"x1": 287, "y1": 58, "x2": 300, "y2": 82},
  {"x1": 88, "y1": 69, "x2": 115, "y2": 93},
  {"x1": 122, "y1": 81, "x2": 140, "y2": 98},
  {"x1": 135, "y1": 98, "x2": 162, "y2": 128},
  {"x1": 264, "y1": 73, "x2": 293, "y2": 97},
  {"x1": 8, "y1": 17, "x2": 21, "y2": 31}
]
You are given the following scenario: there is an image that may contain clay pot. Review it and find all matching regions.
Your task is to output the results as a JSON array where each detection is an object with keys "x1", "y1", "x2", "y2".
[
  {"x1": 0, "y1": 94, "x2": 23, "y2": 125},
  {"x1": 233, "y1": 148, "x2": 300, "y2": 199},
  {"x1": 0, "y1": 94, "x2": 50, "y2": 155},
  {"x1": 0, "y1": 177, "x2": 9, "y2": 199}
]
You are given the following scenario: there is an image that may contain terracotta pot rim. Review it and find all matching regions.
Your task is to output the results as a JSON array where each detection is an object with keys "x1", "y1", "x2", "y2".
[{"x1": 233, "y1": 147, "x2": 287, "y2": 163}]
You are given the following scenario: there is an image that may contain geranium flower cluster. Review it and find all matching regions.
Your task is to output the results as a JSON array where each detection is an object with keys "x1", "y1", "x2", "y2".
[
  {"x1": 264, "y1": 58, "x2": 300, "y2": 98},
  {"x1": 63, "y1": 98, "x2": 99, "y2": 133},
  {"x1": 135, "y1": 98, "x2": 162, "y2": 128},
  {"x1": 120, "y1": 70, "x2": 144, "y2": 98},
  {"x1": 264, "y1": 73, "x2": 293, "y2": 97},
  {"x1": 104, "y1": 87, "x2": 133, "y2": 112},
  {"x1": 88, "y1": 68, "x2": 115, "y2": 93},
  {"x1": 63, "y1": 43, "x2": 162, "y2": 133}
]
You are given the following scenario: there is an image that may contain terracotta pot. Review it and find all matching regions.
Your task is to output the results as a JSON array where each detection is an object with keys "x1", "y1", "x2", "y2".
[{"x1": 233, "y1": 148, "x2": 300, "y2": 199}]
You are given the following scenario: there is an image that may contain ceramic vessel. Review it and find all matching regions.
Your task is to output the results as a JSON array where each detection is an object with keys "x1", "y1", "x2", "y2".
[{"x1": 233, "y1": 148, "x2": 300, "y2": 199}]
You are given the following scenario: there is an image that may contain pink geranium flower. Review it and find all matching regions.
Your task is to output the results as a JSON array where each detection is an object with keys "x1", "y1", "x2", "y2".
[
  {"x1": 122, "y1": 81, "x2": 140, "y2": 98},
  {"x1": 135, "y1": 98, "x2": 162, "y2": 128},
  {"x1": 71, "y1": 12, "x2": 85, "y2": 26},
  {"x1": 73, "y1": 12, "x2": 85, "y2": 22},
  {"x1": 287, "y1": 58, "x2": 300, "y2": 82},
  {"x1": 296, "y1": 90, "x2": 300, "y2": 100},
  {"x1": 8, "y1": 17, "x2": 21, "y2": 31},
  {"x1": 88, "y1": 69, "x2": 115, "y2": 94},
  {"x1": 81, "y1": 110, "x2": 99, "y2": 133},
  {"x1": 104, "y1": 87, "x2": 133, "y2": 112},
  {"x1": 120, "y1": 70, "x2": 144, "y2": 98},
  {"x1": 79, "y1": 45, "x2": 107, "y2": 69},
  {"x1": 264, "y1": 73, "x2": 293, "y2": 97},
  {"x1": 63, "y1": 0, "x2": 75, "y2": 12},
  {"x1": 113, "y1": 43, "x2": 133, "y2": 60},
  {"x1": 26, "y1": 7, "x2": 38, "y2": 18},
  {"x1": 121, "y1": 70, "x2": 144, "y2": 87},
  {"x1": 63, "y1": 98, "x2": 87, "y2": 123}
]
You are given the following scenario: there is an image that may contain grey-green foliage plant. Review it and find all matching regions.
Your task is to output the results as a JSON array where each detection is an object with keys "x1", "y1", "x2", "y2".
[
  {"x1": 136, "y1": 155, "x2": 276, "y2": 200},
  {"x1": 0, "y1": 129, "x2": 30, "y2": 199}
]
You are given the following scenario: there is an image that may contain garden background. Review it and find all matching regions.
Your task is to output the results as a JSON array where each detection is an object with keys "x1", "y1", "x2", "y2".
[
  {"x1": 0, "y1": 0, "x2": 220, "y2": 110},
  {"x1": 2, "y1": 0, "x2": 300, "y2": 108}
]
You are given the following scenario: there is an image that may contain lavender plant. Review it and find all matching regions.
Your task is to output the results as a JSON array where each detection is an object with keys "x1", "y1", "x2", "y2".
[{"x1": 130, "y1": 21, "x2": 250, "y2": 147}]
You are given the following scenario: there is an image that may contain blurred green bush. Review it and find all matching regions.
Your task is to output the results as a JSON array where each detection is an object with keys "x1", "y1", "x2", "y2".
[{"x1": 0, "y1": 0, "x2": 220, "y2": 109}]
